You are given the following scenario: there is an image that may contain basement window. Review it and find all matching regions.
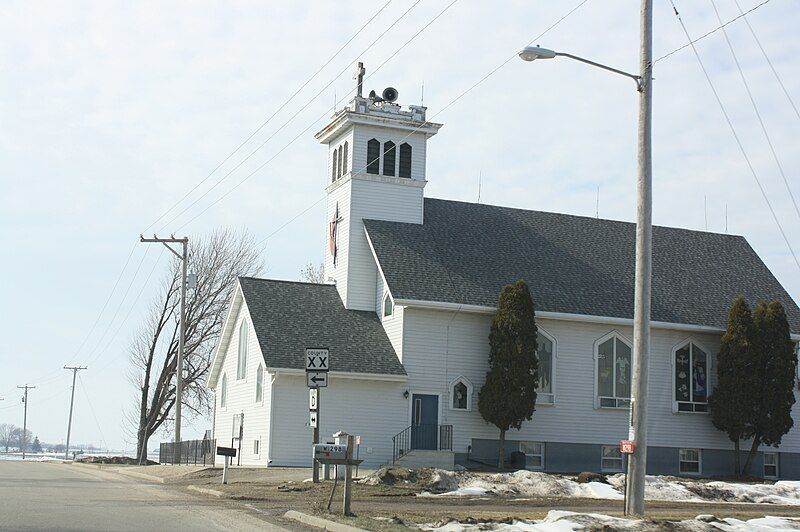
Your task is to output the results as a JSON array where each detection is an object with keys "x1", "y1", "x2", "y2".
[
  {"x1": 679, "y1": 448, "x2": 701, "y2": 475},
  {"x1": 520, "y1": 441, "x2": 544, "y2": 470},
  {"x1": 764, "y1": 452, "x2": 778, "y2": 479},
  {"x1": 601, "y1": 445, "x2": 623, "y2": 472}
]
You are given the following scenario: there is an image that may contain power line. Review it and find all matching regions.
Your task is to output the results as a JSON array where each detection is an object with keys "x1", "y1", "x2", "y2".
[
  {"x1": 654, "y1": 0, "x2": 772, "y2": 63},
  {"x1": 152, "y1": 0, "x2": 422, "y2": 233},
  {"x1": 710, "y1": 0, "x2": 800, "y2": 221},
  {"x1": 251, "y1": 0, "x2": 593, "y2": 249},
  {"x1": 78, "y1": 374, "x2": 108, "y2": 451},
  {"x1": 732, "y1": 0, "x2": 800, "y2": 121},
  {"x1": 172, "y1": 0, "x2": 460, "y2": 232},
  {"x1": 142, "y1": 0, "x2": 395, "y2": 234},
  {"x1": 666, "y1": 0, "x2": 799, "y2": 270}
]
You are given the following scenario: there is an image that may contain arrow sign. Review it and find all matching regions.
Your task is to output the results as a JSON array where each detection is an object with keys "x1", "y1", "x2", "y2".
[
  {"x1": 305, "y1": 348, "x2": 329, "y2": 372},
  {"x1": 307, "y1": 371, "x2": 328, "y2": 388}
]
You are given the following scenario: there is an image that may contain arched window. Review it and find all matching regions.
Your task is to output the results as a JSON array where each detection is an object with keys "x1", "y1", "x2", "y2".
[
  {"x1": 399, "y1": 143, "x2": 412, "y2": 178},
  {"x1": 220, "y1": 373, "x2": 228, "y2": 408},
  {"x1": 383, "y1": 293, "x2": 393, "y2": 317},
  {"x1": 673, "y1": 340, "x2": 710, "y2": 413},
  {"x1": 342, "y1": 141, "x2": 349, "y2": 175},
  {"x1": 255, "y1": 364, "x2": 264, "y2": 403},
  {"x1": 449, "y1": 376, "x2": 473, "y2": 410},
  {"x1": 383, "y1": 141, "x2": 396, "y2": 176},
  {"x1": 237, "y1": 321, "x2": 248, "y2": 380},
  {"x1": 537, "y1": 329, "x2": 556, "y2": 404},
  {"x1": 595, "y1": 332, "x2": 632, "y2": 408},
  {"x1": 366, "y1": 139, "x2": 380, "y2": 174},
  {"x1": 337, "y1": 146, "x2": 343, "y2": 179},
  {"x1": 331, "y1": 150, "x2": 338, "y2": 182}
]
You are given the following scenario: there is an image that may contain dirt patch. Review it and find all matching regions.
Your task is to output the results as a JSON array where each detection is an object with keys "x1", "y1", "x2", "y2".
[
  {"x1": 575, "y1": 472, "x2": 608, "y2": 484},
  {"x1": 76, "y1": 456, "x2": 157, "y2": 465},
  {"x1": 359, "y1": 467, "x2": 458, "y2": 493}
]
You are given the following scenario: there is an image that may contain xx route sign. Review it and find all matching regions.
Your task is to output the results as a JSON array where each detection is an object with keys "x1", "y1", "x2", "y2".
[
  {"x1": 307, "y1": 372, "x2": 328, "y2": 388},
  {"x1": 305, "y1": 348, "x2": 329, "y2": 372},
  {"x1": 619, "y1": 439, "x2": 635, "y2": 454}
]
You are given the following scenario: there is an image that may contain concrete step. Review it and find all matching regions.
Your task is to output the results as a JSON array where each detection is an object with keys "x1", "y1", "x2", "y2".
[{"x1": 394, "y1": 449, "x2": 455, "y2": 470}]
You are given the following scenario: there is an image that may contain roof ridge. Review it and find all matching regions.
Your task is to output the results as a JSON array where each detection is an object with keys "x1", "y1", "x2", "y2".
[
  {"x1": 423, "y1": 197, "x2": 745, "y2": 239},
  {"x1": 239, "y1": 276, "x2": 335, "y2": 287}
]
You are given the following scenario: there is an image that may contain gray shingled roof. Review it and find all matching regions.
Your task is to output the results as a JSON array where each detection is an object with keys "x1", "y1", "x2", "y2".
[
  {"x1": 364, "y1": 198, "x2": 800, "y2": 333},
  {"x1": 239, "y1": 277, "x2": 405, "y2": 376}
]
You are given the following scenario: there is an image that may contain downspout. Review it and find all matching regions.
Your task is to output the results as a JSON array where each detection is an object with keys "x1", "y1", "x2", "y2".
[{"x1": 267, "y1": 372, "x2": 278, "y2": 466}]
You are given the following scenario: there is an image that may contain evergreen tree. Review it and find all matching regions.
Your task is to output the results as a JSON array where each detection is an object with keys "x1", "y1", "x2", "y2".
[
  {"x1": 31, "y1": 436, "x2": 42, "y2": 453},
  {"x1": 478, "y1": 280, "x2": 539, "y2": 470},
  {"x1": 709, "y1": 296, "x2": 754, "y2": 477},
  {"x1": 741, "y1": 301, "x2": 797, "y2": 476}
]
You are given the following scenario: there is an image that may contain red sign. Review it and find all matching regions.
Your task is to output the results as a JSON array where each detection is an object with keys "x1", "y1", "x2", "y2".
[{"x1": 619, "y1": 440, "x2": 635, "y2": 454}]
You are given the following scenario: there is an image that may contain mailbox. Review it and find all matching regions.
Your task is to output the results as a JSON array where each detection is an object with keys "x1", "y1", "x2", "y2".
[
  {"x1": 314, "y1": 444, "x2": 347, "y2": 462},
  {"x1": 217, "y1": 446, "x2": 237, "y2": 457}
]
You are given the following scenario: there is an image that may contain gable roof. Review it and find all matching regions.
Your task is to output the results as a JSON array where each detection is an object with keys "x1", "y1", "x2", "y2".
[
  {"x1": 238, "y1": 277, "x2": 406, "y2": 376},
  {"x1": 364, "y1": 198, "x2": 800, "y2": 334}
]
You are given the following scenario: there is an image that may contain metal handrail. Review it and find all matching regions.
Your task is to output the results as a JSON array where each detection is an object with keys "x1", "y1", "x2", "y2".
[{"x1": 391, "y1": 424, "x2": 453, "y2": 464}]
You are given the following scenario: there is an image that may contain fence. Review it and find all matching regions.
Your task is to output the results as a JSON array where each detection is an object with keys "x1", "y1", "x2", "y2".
[{"x1": 159, "y1": 439, "x2": 216, "y2": 465}]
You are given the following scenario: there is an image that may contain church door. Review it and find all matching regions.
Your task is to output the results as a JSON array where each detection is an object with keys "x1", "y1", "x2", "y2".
[{"x1": 411, "y1": 394, "x2": 438, "y2": 450}]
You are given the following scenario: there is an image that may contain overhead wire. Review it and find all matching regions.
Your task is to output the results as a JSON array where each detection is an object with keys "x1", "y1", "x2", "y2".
[
  {"x1": 654, "y1": 0, "x2": 771, "y2": 63},
  {"x1": 250, "y1": 0, "x2": 593, "y2": 249},
  {"x1": 154, "y1": 0, "x2": 424, "y2": 233},
  {"x1": 709, "y1": 0, "x2": 800, "y2": 221},
  {"x1": 142, "y1": 0, "x2": 395, "y2": 234},
  {"x1": 78, "y1": 374, "x2": 108, "y2": 451},
  {"x1": 732, "y1": 0, "x2": 800, "y2": 121},
  {"x1": 172, "y1": 0, "x2": 461, "y2": 232},
  {"x1": 666, "y1": 0, "x2": 799, "y2": 270}
]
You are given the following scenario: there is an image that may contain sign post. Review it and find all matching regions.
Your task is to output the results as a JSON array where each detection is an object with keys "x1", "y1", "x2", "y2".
[
  {"x1": 619, "y1": 439, "x2": 635, "y2": 515},
  {"x1": 306, "y1": 348, "x2": 329, "y2": 484},
  {"x1": 216, "y1": 446, "x2": 237, "y2": 485}
]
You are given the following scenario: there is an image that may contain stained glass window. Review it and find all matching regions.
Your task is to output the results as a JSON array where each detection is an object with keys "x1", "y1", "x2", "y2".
[
  {"x1": 675, "y1": 343, "x2": 709, "y2": 412},
  {"x1": 537, "y1": 334, "x2": 554, "y2": 404},
  {"x1": 597, "y1": 336, "x2": 632, "y2": 408}
]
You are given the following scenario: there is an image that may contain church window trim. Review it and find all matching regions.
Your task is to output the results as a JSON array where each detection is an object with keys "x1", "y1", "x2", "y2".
[
  {"x1": 536, "y1": 328, "x2": 556, "y2": 405},
  {"x1": 383, "y1": 293, "x2": 394, "y2": 317},
  {"x1": 331, "y1": 150, "x2": 338, "y2": 182},
  {"x1": 398, "y1": 142, "x2": 412, "y2": 178},
  {"x1": 593, "y1": 331, "x2": 632, "y2": 409},
  {"x1": 383, "y1": 141, "x2": 396, "y2": 176},
  {"x1": 255, "y1": 363, "x2": 264, "y2": 404},
  {"x1": 337, "y1": 145, "x2": 343, "y2": 180},
  {"x1": 449, "y1": 376, "x2": 473, "y2": 411},
  {"x1": 342, "y1": 141, "x2": 349, "y2": 176},
  {"x1": 672, "y1": 338, "x2": 711, "y2": 414},
  {"x1": 220, "y1": 373, "x2": 228, "y2": 409},
  {"x1": 366, "y1": 139, "x2": 380, "y2": 174},
  {"x1": 237, "y1": 320, "x2": 248, "y2": 380}
]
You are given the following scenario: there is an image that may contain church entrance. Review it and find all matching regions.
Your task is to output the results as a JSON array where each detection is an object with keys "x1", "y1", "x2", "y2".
[{"x1": 410, "y1": 394, "x2": 438, "y2": 450}]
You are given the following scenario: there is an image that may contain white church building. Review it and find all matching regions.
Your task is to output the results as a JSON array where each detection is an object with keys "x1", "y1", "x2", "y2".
[{"x1": 207, "y1": 77, "x2": 800, "y2": 478}]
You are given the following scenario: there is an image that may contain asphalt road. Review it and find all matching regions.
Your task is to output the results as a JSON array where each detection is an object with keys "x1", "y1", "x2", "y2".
[{"x1": 0, "y1": 461, "x2": 291, "y2": 531}]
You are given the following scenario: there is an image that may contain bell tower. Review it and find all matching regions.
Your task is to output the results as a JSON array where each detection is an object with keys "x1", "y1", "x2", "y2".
[{"x1": 315, "y1": 64, "x2": 442, "y2": 311}]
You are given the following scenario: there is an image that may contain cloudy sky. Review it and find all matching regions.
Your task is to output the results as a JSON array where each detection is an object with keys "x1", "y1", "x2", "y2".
[{"x1": 1, "y1": 0, "x2": 798, "y2": 450}]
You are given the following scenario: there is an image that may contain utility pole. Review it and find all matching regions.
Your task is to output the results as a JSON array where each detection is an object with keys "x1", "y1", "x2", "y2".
[
  {"x1": 64, "y1": 366, "x2": 87, "y2": 460},
  {"x1": 17, "y1": 385, "x2": 35, "y2": 459},
  {"x1": 141, "y1": 234, "x2": 188, "y2": 464},
  {"x1": 626, "y1": 0, "x2": 653, "y2": 517}
]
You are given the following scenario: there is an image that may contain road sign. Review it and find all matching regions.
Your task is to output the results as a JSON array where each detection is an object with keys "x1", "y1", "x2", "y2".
[
  {"x1": 307, "y1": 371, "x2": 328, "y2": 388},
  {"x1": 306, "y1": 348, "x2": 329, "y2": 372},
  {"x1": 355, "y1": 435, "x2": 361, "y2": 445},
  {"x1": 309, "y1": 411, "x2": 318, "y2": 428},
  {"x1": 216, "y1": 446, "x2": 237, "y2": 457},
  {"x1": 309, "y1": 388, "x2": 318, "y2": 410},
  {"x1": 619, "y1": 439, "x2": 635, "y2": 454}
]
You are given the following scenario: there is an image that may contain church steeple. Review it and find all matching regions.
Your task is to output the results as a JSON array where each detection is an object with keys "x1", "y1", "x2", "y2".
[{"x1": 315, "y1": 65, "x2": 443, "y2": 311}]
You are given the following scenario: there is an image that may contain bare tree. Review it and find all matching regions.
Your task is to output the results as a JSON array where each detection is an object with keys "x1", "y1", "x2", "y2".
[
  {"x1": 300, "y1": 262, "x2": 325, "y2": 284},
  {"x1": 0, "y1": 424, "x2": 16, "y2": 452},
  {"x1": 11, "y1": 427, "x2": 32, "y2": 451},
  {"x1": 127, "y1": 229, "x2": 263, "y2": 464}
]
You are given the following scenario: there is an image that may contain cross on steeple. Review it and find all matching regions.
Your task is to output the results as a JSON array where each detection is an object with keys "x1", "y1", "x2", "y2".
[{"x1": 354, "y1": 62, "x2": 365, "y2": 98}]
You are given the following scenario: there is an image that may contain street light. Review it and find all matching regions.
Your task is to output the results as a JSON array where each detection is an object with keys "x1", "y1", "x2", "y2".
[{"x1": 518, "y1": 0, "x2": 653, "y2": 517}]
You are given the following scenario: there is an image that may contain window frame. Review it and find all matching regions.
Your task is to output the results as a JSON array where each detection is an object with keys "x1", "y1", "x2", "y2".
[
  {"x1": 253, "y1": 438, "x2": 261, "y2": 457},
  {"x1": 383, "y1": 293, "x2": 394, "y2": 318},
  {"x1": 220, "y1": 373, "x2": 228, "y2": 409},
  {"x1": 382, "y1": 141, "x2": 396, "y2": 176},
  {"x1": 255, "y1": 363, "x2": 264, "y2": 404},
  {"x1": 520, "y1": 441, "x2": 545, "y2": 470},
  {"x1": 342, "y1": 141, "x2": 349, "y2": 176},
  {"x1": 331, "y1": 149, "x2": 338, "y2": 182},
  {"x1": 536, "y1": 328, "x2": 557, "y2": 405},
  {"x1": 398, "y1": 142, "x2": 412, "y2": 178},
  {"x1": 601, "y1": 445, "x2": 624, "y2": 472},
  {"x1": 679, "y1": 448, "x2": 702, "y2": 475},
  {"x1": 366, "y1": 138, "x2": 380, "y2": 174},
  {"x1": 237, "y1": 320, "x2": 248, "y2": 381},
  {"x1": 763, "y1": 452, "x2": 779, "y2": 479},
  {"x1": 593, "y1": 331, "x2": 633, "y2": 409},
  {"x1": 448, "y1": 376, "x2": 473, "y2": 411},
  {"x1": 671, "y1": 338, "x2": 712, "y2": 414}
]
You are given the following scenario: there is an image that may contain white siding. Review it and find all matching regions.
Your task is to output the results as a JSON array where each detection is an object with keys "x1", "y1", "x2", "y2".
[
  {"x1": 400, "y1": 308, "x2": 800, "y2": 454},
  {"x1": 270, "y1": 374, "x2": 407, "y2": 467},
  {"x1": 212, "y1": 300, "x2": 272, "y2": 466},
  {"x1": 323, "y1": 178, "x2": 352, "y2": 302}
]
